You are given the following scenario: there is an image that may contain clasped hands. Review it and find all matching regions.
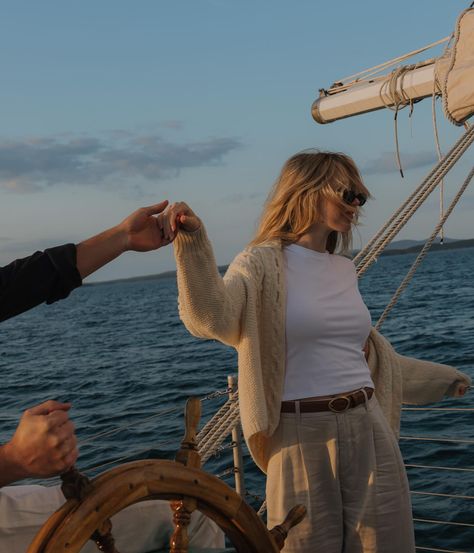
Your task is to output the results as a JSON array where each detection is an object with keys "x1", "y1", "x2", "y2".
[
  {"x1": 75, "y1": 200, "x2": 199, "y2": 278},
  {"x1": 156, "y1": 201, "x2": 201, "y2": 243},
  {"x1": 117, "y1": 200, "x2": 199, "y2": 252}
]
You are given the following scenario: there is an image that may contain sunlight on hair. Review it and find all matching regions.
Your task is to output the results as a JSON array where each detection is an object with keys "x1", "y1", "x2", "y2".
[{"x1": 250, "y1": 150, "x2": 370, "y2": 255}]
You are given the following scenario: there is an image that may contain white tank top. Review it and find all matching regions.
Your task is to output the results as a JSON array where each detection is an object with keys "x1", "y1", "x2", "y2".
[{"x1": 282, "y1": 243, "x2": 374, "y2": 401}]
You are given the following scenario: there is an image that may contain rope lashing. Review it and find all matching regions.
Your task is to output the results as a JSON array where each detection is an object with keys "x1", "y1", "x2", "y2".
[
  {"x1": 379, "y1": 64, "x2": 422, "y2": 111},
  {"x1": 377, "y1": 63, "x2": 429, "y2": 178},
  {"x1": 375, "y1": 164, "x2": 474, "y2": 329}
]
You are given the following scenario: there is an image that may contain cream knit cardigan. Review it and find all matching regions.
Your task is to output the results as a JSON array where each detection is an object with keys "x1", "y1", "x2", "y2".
[{"x1": 174, "y1": 226, "x2": 471, "y2": 473}]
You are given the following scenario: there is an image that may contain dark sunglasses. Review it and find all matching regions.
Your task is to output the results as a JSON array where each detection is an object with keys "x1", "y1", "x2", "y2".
[{"x1": 342, "y1": 189, "x2": 367, "y2": 207}]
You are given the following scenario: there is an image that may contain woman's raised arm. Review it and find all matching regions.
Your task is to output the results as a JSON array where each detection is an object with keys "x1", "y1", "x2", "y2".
[{"x1": 163, "y1": 202, "x2": 259, "y2": 347}]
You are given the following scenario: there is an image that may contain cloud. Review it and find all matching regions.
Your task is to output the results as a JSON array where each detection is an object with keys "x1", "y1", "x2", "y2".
[
  {"x1": 160, "y1": 120, "x2": 184, "y2": 130},
  {"x1": 0, "y1": 132, "x2": 242, "y2": 193},
  {"x1": 362, "y1": 151, "x2": 438, "y2": 175}
]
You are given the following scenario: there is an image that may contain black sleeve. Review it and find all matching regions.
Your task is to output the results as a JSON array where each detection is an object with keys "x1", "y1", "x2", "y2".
[{"x1": 0, "y1": 244, "x2": 83, "y2": 323}]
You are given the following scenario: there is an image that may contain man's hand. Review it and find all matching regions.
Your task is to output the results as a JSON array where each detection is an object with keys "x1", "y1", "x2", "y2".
[
  {"x1": 76, "y1": 200, "x2": 171, "y2": 278},
  {"x1": 0, "y1": 400, "x2": 78, "y2": 487},
  {"x1": 118, "y1": 201, "x2": 172, "y2": 252}
]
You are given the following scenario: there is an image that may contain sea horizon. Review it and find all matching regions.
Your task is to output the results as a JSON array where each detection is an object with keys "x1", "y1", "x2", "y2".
[{"x1": 85, "y1": 236, "x2": 474, "y2": 286}]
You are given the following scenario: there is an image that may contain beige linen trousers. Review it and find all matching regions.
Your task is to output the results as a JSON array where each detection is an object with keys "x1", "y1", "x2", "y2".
[{"x1": 266, "y1": 396, "x2": 416, "y2": 553}]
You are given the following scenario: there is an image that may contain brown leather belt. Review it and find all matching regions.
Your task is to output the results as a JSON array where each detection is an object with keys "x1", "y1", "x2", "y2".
[{"x1": 281, "y1": 387, "x2": 374, "y2": 414}]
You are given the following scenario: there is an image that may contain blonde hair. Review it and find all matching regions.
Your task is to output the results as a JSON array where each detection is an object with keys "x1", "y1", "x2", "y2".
[{"x1": 250, "y1": 150, "x2": 370, "y2": 254}]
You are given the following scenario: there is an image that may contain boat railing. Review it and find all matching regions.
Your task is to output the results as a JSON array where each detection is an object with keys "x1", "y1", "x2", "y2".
[
  {"x1": 74, "y1": 384, "x2": 235, "y2": 475},
  {"x1": 34, "y1": 382, "x2": 473, "y2": 553},
  {"x1": 400, "y1": 405, "x2": 474, "y2": 552}
]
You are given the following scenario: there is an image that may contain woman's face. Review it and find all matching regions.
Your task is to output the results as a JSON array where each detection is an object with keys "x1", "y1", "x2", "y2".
[{"x1": 321, "y1": 192, "x2": 363, "y2": 233}]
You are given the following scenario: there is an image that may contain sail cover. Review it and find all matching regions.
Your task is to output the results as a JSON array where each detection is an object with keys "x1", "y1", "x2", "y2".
[
  {"x1": 435, "y1": 8, "x2": 474, "y2": 126},
  {"x1": 312, "y1": 8, "x2": 473, "y2": 126}
]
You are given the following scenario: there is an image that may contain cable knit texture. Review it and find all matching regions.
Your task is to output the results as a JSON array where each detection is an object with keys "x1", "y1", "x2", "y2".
[{"x1": 174, "y1": 225, "x2": 471, "y2": 473}]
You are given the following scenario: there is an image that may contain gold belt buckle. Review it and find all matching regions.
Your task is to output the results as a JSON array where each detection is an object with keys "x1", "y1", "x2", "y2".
[{"x1": 328, "y1": 395, "x2": 351, "y2": 412}]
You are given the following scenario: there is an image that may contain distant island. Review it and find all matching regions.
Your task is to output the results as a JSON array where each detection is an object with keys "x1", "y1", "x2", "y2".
[
  {"x1": 87, "y1": 237, "x2": 474, "y2": 286},
  {"x1": 377, "y1": 237, "x2": 474, "y2": 256}
]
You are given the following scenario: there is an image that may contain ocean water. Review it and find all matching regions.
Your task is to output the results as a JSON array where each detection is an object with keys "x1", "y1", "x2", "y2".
[{"x1": 1, "y1": 246, "x2": 473, "y2": 551}]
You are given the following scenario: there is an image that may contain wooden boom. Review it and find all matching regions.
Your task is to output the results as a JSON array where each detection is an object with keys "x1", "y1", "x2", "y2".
[{"x1": 312, "y1": 62, "x2": 436, "y2": 124}]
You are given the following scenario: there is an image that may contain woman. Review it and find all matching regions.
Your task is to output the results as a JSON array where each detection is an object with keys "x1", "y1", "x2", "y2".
[{"x1": 161, "y1": 151, "x2": 470, "y2": 552}]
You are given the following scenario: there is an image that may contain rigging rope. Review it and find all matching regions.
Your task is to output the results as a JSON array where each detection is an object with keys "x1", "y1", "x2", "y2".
[
  {"x1": 375, "y1": 164, "x2": 474, "y2": 328},
  {"x1": 78, "y1": 406, "x2": 182, "y2": 445},
  {"x1": 403, "y1": 407, "x2": 474, "y2": 411},
  {"x1": 354, "y1": 124, "x2": 474, "y2": 275},
  {"x1": 400, "y1": 436, "x2": 474, "y2": 444},
  {"x1": 411, "y1": 490, "x2": 474, "y2": 501},
  {"x1": 415, "y1": 545, "x2": 467, "y2": 553},
  {"x1": 406, "y1": 464, "x2": 474, "y2": 473},
  {"x1": 331, "y1": 36, "x2": 450, "y2": 92},
  {"x1": 377, "y1": 64, "x2": 421, "y2": 177},
  {"x1": 432, "y1": 82, "x2": 445, "y2": 243},
  {"x1": 414, "y1": 518, "x2": 474, "y2": 528},
  {"x1": 78, "y1": 387, "x2": 231, "y2": 446},
  {"x1": 198, "y1": 400, "x2": 240, "y2": 464},
  {"x1": 81, "y1": 442, "x2": 175, "y2": 473}
]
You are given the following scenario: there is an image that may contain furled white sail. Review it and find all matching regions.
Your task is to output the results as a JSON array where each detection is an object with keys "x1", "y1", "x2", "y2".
[
  {"x1": 312, "y1": 8, "x2": 474, "y2": 126},
  {"x1": 312, "y1": 62, "x2": 436, "y2": 124},
  {"x1": 435, "y1": 8, "x2": 474, "y2": 126}
]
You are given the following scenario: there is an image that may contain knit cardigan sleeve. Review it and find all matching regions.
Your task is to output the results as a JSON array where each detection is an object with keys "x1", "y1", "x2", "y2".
[
  {"x1": 368, "y1": 328, "x2": 471, "y2": 411},
  {"x1": 397, "y1": 353, "x2": 471, "y2": 403},
  {"x1": 173, "y1": 225, "x2": 262, "y2": 347}
]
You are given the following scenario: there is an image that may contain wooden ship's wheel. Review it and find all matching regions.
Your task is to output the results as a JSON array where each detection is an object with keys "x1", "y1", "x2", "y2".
[{"x1": 27, "y1": 398, "x2": 306, "y2": 553}]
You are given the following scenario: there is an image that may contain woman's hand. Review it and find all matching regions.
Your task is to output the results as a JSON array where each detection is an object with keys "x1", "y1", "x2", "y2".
[
  {"x1": 160, "y1": 201, "x2": 201, "y2": 241},
  {"x1": 454, "y1": 383, "x2": 470, "y2": 397}
]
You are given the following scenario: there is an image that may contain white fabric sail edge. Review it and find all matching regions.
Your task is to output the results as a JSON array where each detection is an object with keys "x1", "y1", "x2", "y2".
[
  {"x1": 312, "y1": 7, "x2": 474, "y2": 125},
  {"x1": 435, "y1": 8, "x2": 474, "y2": 126}
]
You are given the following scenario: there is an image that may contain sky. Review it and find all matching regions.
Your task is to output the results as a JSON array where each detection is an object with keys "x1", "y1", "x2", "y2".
[{"x1": 0, "y1": 0, "x2": 472, "y2": 282}]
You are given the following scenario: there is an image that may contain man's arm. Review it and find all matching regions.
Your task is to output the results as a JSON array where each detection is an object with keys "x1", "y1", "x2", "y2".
[
  {"x1": 0, "y1": 400, "x2": 78, "y2": 487},
  {"x1": 0, "y1": 200, "x2": 170, "y2": 321},
  {"x1": 76, "y1": 201, "x2": 170, "y2": 278}
]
